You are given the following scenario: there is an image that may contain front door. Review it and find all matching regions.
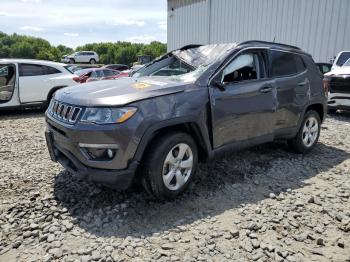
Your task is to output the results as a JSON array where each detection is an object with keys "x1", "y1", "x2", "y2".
[
  {"x1": 210, "y1": 50, "x2": 277, "y2": 148},
  {"x1": 0, "y1": 63, "x2": 16, "y2": 103}
]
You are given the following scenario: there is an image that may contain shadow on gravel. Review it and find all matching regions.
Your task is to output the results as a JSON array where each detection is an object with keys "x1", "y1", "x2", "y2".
[
  {"x1": 53, "y1": 141, "x2": 349, "y2": 238},
  {"x1": 328, "y1": 110, "x2": 350, "y2": 122},
  {"x1": 0, "y1": 108, "x2": 45, "y2": 120}
]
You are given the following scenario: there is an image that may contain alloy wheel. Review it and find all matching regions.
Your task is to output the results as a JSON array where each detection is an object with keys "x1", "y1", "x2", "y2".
[
  {"x1": 302, "y1": 116, "x2": 319, "y2": 147},
  {"x1": 162, "y1": 143, "x2": 193, "y2": 191}
]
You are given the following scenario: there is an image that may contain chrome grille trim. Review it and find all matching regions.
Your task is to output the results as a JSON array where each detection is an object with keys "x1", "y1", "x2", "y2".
[{"x1": 49, "y1": 100, "x2": 82, "y2": 124}]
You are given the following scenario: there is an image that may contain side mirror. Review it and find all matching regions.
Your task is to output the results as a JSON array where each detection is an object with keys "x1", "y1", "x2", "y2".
[{"x1": 212, "y1": 79, "x2": 226, "y2": 91}]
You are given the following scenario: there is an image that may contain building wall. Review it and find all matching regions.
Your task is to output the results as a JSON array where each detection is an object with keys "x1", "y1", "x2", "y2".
[{"x1": 167, "y1": 0, "x2": 350, "y2": 62}]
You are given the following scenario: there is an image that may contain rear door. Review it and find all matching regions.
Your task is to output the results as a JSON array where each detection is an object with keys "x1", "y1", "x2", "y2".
[
  {"x1": 18, "y1": 63, "x2": 62, "y2": 103},
  {"x1": 210, "y1": 49, "x2": 278, "y2": 148},
  {"x1": 268, "y1": 50, "x2": 309, "y2": 130}
]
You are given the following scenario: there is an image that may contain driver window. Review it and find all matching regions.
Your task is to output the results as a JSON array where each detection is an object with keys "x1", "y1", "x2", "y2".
[
  {"x1": 0, "y1": 64, "x2": 16, "y2": 103},
  {"x1": 221, "y1": 53, "x2": 259, "y2": 84}
]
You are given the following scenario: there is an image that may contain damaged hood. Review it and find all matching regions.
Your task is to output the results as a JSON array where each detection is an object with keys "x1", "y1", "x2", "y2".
[
  {"x1": 54, "y1": 77, "x2": 187, "y2": 106},
  {"x1": 172, "y1": 43, "x2": 238, "y2": 68}
]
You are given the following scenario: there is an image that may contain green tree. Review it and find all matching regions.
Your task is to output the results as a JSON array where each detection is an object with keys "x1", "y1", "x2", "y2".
[{"x1": 0, "y1": 31, "x2": 167, "y2": 65}]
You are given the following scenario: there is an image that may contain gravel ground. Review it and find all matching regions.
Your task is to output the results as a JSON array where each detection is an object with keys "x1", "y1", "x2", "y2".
[{"x1": 0, "y1": 110, "x2": 349, "y2": 262}]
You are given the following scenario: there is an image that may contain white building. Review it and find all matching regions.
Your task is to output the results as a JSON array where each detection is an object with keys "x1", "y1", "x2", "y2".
[{"x1": 167, "y1": 0, "x2": 350, "y2": 62}]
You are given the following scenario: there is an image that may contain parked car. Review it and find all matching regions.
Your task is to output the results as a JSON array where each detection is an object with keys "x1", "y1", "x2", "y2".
[
  {"x1": 45, "y1": 41, "x2": 327, "y2": 199},
  {"x1": 65, "y1": 64, "x2": 102, "y2": 73},
  {"x1": 74, "y1": 68, "x2": 121, "y2": 83},
  {"x1": 63, "y1": 51, "x2": 99, "y2": 64},
  {"x1": 324, "y1": 57, "x2": 350, "y2": 114},
  {"x1": 316, "y1": 63, "x2": 332, "y2": 75},
  {"x1": 103, "y1": 64, "x2": 129, "y2": 71},
  {"x1": 331, "y1": 51, "x2": 350, "y2": 70},
  {"x1": 115, "y1": 70, "x2": 131, "y2": 78},
  {"x1": 0, "y1": 59, "x2": 79, "y2": 109}
]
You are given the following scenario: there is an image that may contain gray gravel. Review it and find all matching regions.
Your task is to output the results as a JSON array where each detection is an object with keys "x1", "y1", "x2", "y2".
[{"x1": 0, "y1": 110, "x2": 350, "y2": 262}]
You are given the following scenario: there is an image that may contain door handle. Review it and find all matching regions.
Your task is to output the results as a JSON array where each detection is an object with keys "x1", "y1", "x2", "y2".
[
  {"x1": 260, "y1": 86, "x2": 273, "y2": 93},
  {"x1": 298, "y1": 80, "x2": 308, "y2": 86}
]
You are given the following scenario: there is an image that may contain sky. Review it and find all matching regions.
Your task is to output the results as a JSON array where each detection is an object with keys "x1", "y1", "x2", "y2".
[{"x1": 0, "y1": 0, "x2": 167, "y2": 48}]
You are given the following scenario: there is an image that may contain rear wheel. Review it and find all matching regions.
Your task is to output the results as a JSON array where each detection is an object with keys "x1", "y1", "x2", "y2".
[
  {"x1": 142, "y1": 132, "x2": 198, "y2": 200},
  {"x1": 288, "y1": 110, "x2": 321, "y2": 153},
  {"x1": 90, "y1": 59, "x2": 96, "y2": 64}
]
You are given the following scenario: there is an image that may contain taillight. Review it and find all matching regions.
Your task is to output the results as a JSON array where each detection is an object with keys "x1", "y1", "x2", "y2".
[
  {"x1": 73, "y1": 76, "x2": 81, "y2": 83},
  {"x1": 323, "y1": 77, "x2": 330, "y2": 97}
]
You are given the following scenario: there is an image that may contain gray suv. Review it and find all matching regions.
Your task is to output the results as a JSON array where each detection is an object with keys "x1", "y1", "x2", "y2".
[{"x1": 45, "y1": 41, "x2": 327, "y2": 199}]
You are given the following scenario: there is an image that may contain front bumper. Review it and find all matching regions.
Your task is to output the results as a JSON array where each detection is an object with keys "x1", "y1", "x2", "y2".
[
  {"x1": 45, "y1": 113, "x2": 140, "y2": 189},
  {"x1": 328, "y1": 93, "x2": 350, "y2": 110}
]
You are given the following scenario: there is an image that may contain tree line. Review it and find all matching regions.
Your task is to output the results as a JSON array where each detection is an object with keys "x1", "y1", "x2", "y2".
[{"x1": 0, "y1": 32, "x2": 167, "y2": 65}]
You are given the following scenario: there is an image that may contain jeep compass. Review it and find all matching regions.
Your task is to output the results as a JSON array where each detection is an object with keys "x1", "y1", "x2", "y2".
[{"x1": 45, "y1": 41, "x2": 327, "y2": 199}]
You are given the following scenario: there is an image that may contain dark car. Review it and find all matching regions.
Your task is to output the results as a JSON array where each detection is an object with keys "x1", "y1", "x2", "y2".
[
  {"x1": 103, "y1": 64, "x2": 130, "y2": 71},
  {"x1": 74, "y1": 68, "x2": 120, "y2": 83},
  {"x1": 316, "y1": 63, "x2": 332, "y2": 75},
  {"x1": 45, "y1": 41, "x2": 327, "y2": 199}
]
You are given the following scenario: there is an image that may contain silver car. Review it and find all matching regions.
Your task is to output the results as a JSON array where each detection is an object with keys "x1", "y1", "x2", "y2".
[{"x1": 63, "y1": 51, "x2": 99, "y2": 64}]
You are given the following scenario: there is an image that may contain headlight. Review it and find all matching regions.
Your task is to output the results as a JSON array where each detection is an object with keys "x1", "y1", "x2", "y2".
[{"x1": 80, "y1": 107, "x2": 137, "y2": 124}]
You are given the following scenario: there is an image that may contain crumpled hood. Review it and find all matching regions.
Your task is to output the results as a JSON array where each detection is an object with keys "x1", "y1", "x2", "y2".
[
  {"x1": 54, "y1": 76, "x2": 187, "y2": 106},
  {"x1": 325, "y1": 67, "x2": 350, "y2": 77}
]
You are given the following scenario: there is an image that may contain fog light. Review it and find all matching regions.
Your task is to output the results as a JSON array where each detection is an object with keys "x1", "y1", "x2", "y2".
[
  {"x1": 107, "y1": 149, "x2": 114, "y2": 158},
  {"x1": 79, "y1": 143, "x2": 118, "y2": 161}
]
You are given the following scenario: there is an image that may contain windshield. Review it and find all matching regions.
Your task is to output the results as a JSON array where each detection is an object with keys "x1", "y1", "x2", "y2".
[
  {"x1": 336, "y1": 52, "x2": 350, "y2": 66},
  {"x1": 133, "y1": 44, "x2": 237, "y2": 79},
  {"x1": 168, "y1": 64, "x2": 210, "y2": 83},
  {"x1": 343, "y1": 58, "x2": 350, "y2": 67}
]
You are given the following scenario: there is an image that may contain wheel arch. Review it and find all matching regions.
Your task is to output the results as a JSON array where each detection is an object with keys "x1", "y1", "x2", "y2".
[
  {"x1": 134, "y1": 120, "x2": 211, "y2": 164},
  {"x1": 46, "y1": 86, "x2": 67, "y2": 104},
  {"x1": 305, "y1": 103, "x2": 325, "y2": 122}
]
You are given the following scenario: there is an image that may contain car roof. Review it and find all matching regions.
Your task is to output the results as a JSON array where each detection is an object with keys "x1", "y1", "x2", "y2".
[
  {"x1": 0, "y1": 59, "x2": 67, "y2": 67},
  {"x1": 237, "y1": 40, "x2": 310, "y2": 56}
]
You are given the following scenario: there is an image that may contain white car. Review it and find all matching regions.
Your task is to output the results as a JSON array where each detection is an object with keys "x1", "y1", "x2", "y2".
[
  {"x1": 63, "y1": 51, "x2": 99, "y2": 64},
  {"x1": 325, "y1": 58, "x2": 350, "y2": 113},
  {"x1": 331, "y1": 51, "x2": 350, "y2": 70},
  {"x1": 0, "y1": 59, "x2": 79, "y2": 110}
]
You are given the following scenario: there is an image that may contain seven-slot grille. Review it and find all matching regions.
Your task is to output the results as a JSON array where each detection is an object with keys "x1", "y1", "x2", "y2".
[
  {"x1": 49, "y1": 100, "x2": 82, "y2": 123},
  {"x1": 329, "y1": 76, "x2": 350, "y2": 94}
]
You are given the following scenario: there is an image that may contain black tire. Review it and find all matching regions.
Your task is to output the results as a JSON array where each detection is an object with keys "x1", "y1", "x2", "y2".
[
  {"x1": 288, "y1": 110, "x2": 321, "y2": 153},
  {"x1": 328, "y1": 108, "x2": 337, "y2": 114},
  {"x1": 141, "y1": 132, "x2": 198, "y2": 200},
  {"x1": 69, "y1": 58, "x2": 75, "y2": 64},
  {"x1": 90, "y1": 59, "x2": 96, "y2": 64}
]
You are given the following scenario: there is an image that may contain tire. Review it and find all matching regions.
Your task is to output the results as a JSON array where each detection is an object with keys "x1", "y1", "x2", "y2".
[
  {"x1": 328, "y1": 108, "x2": 337, "y2": 114},
  {"x1": 90, "y1": 59, "x2": 96, "y2": 64},
  {"x1": 288, "y1": 110, "x2": 321, "y2": 153},
  {"x1": 141, "y1": 132, "x2": 198, "y2": 200},
  {"x1": 69, "y1": 58, "x2": 75, "y2": 64}
]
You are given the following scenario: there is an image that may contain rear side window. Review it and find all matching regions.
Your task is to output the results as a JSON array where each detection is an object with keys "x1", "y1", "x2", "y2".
[
  {"x1": 269, "y1": 51, "x2": 306, "y2": 77},
  {"x1": 19, "y1": 64, "x2": 61, "y2": 76}
]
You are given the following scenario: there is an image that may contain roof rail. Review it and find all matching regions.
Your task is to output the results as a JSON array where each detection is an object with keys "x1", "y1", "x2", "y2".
[{"x1": 239, "y1": 40, "x2": 301, "y2": 50}]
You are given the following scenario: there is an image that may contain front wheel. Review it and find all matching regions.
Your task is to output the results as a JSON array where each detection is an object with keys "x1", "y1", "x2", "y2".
[
  {"x1": 142, "y1": 132, "x2": 198, "y2": 200},
  {"x1": 90, "y1": 59, "x2": 96, "y2": 64},
  {"x1": 288, "y1": 110, "x2": 321, "y2": 153},
  {"x1": 69, "y1": 58, "x2": 75, "y2": 64}
]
